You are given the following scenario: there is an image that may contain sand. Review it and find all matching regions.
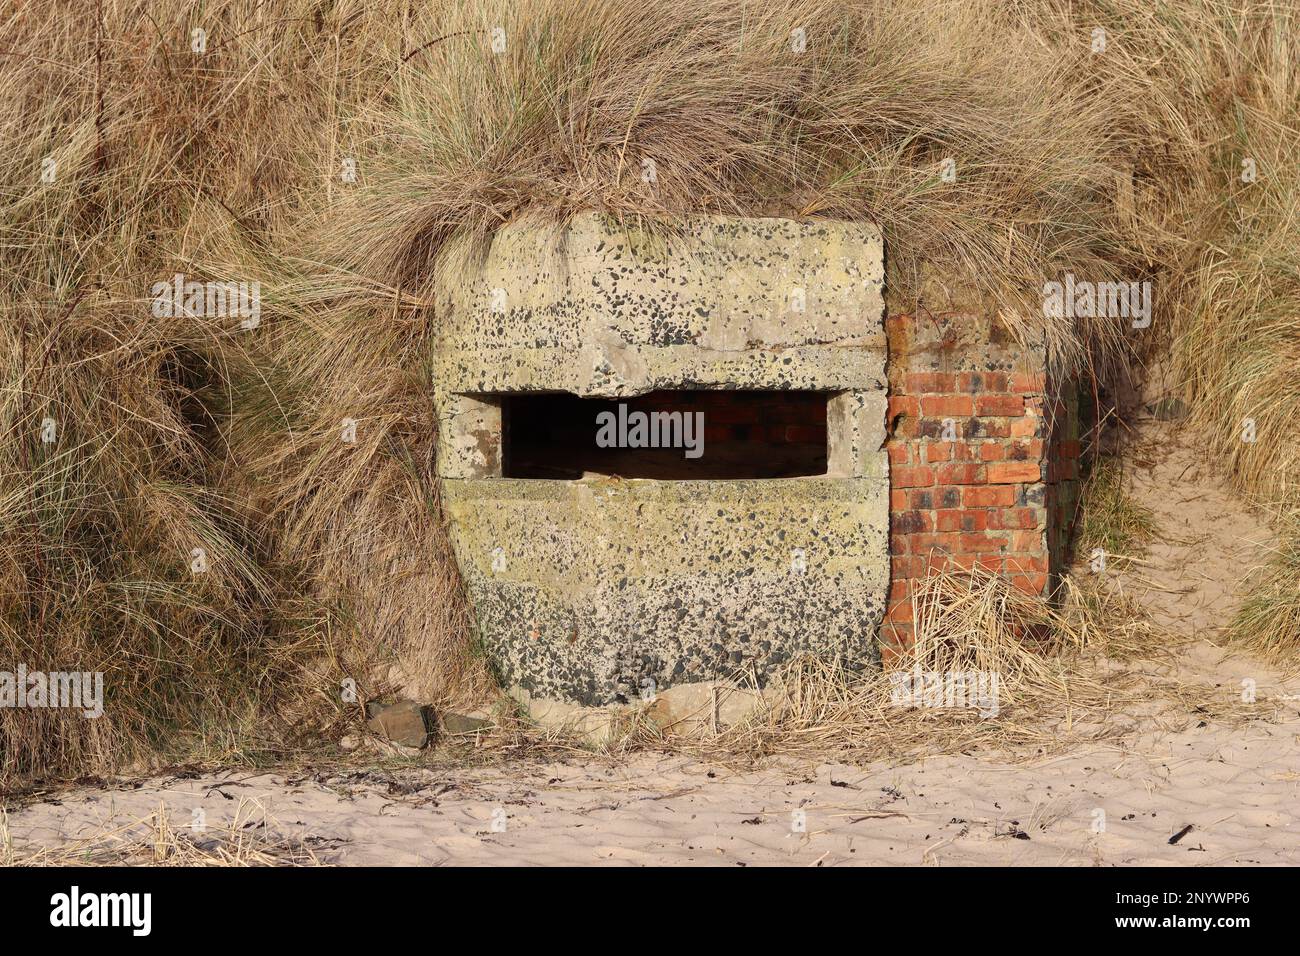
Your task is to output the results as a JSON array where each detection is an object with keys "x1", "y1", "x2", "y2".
[
  {"x1": 1121, "y1": 418, "x2": 1279, "y2": 646},
  {"x1": 5, "y1": 662, "x2": 1298, "y2": 866}
]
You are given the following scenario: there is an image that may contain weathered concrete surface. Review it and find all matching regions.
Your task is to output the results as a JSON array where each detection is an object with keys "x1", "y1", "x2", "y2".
[
  {"x1": 444, "y1": 477, "x2": 888, "y2": 704},
  {"x1": 433, "y1": 213, "x2": 888, "y2": 705},
  {"x1": 432, "y1": 213, "x2": 886, "y2": 403}
]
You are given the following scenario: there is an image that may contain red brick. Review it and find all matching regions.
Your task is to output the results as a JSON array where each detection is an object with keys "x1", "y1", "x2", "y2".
[
  {"x1": 1010, "y1": 530, "x2": 1044, "y2": 551},
  {"x1": 905, "y1": 372, "x2": 956, "y2": 392},
  {"x1": 893, "y1": 465, "x2": 935, "y2": 488},
  {"x1": 935, "y1": 509, "x2": 963, "y2": 532},
  {"x1": 988, "y1": 461, "x2": 1040, "y2": 484},
  {"x1": 958, "y1": 533, "x2": 1008, "y2": 554},
  {"x1": 886, "y1": 598, "x2": 915, "y2": 623},
  {"x1": 934, "y1": 486, "x2": 963, "y2": 509},
  {"x1": 888, "y1": 395, "x2": 920, "y2": 419},
  {"x1": 891, "y1": 556, "x2": 922, "y2": 579},
  {"x1": 976, "y1": 394, "x2": 1025, "y2": 417},
  {"x1": 906, "y1": 488, "x2": 935, "y2": 509},
  {"x1": 998, "y1": 507, "x2": 1040, "y2": 530},
  {"x1": 1005, "y1": 554, "x2": 1050, "y2": 574},
  {"x1": 935, "y1": 509, "x2": 989, "y2": 533},
  {"x1": 920, "y1": 394, "x2": 975, "y2": 417},
  {"x1": 979, "y1": 442, "x2": 1005, "y2": 461},
  {"x1": 1008, "y1": 438, "x2": 1045, "y2": 460},
  {"x1": 1009, "y1": 416, "x2": 1040, "y2": 438},
  {"x1": 1010, "y1": 372, "x2": 1047, "y2": 394},
  {"x1": 911, "y1": 532, "x2": 961, "y2": 556},
  {"x1": 974, "y1": 419, "x2": 1011, "y2": 438},
  {"x1": 937, "y1": 462, "x2": 984, "y2": 485},
  {"x1": 886, "y1": 314, "x2": 914, "y2": 332},
  {"x1": 895, "y1": 510, "x2": 933, "y2": 534},
  {"x1": 890, "y1": 489, "x2": 908, "y2": 510},
  {"x1": 922, "y1": 551, "x2": 955, "y2": 574},
  {"x1": 925, "y1": 442, "x2": 954, "y2": 462},
  {"x1": 1008, "y1": 572, "x2": 1049, "y2": 594},
  {"x1": 889, "y1": 580, "x2": 911, "y2": 602},
  {"x1": 887, "y1": 444, "x2": 910, "y2": 465},
  {"x1": 881, "y1": 625, "x2": 913, "y2": 655},
  {"x1": 963, "y1": 485, "x2": 1016, "y2": 507},
  {"x1": 957, "y1": 371, "x2": 1008, "y2": 392}
]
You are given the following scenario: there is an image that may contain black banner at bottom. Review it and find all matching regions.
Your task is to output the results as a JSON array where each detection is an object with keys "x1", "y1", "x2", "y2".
[{"x1": 0, "y1": 865, "x2": 1278, "y2": 942}]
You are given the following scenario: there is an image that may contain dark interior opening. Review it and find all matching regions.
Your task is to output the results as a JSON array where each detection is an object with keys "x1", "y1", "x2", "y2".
[{"x1": 502, "y1": 390, "x2": 828, "y2": 480}]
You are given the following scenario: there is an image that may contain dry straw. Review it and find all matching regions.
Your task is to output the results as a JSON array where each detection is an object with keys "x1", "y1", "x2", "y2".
[
  {"x1": 612, "y1": 565, "x2": 1255, "y2": 765},
  {"x1": 0, "y1": 800, "x2": 322, "y2": 867}
]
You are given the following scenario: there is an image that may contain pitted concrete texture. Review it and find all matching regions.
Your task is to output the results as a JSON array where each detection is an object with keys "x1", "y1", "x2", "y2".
[
  {"x1": 432, "y1": 213, "x2": 886, "y2": 403},
  {"x1": 433, "y1": 214, "x2": 888, "y2": 704},
  {"x1": 443, "y1": 477, "x2": 888, "y2": 704}
]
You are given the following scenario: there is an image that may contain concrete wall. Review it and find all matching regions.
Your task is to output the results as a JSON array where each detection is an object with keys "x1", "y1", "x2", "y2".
[{"x1": 432, "y1": 214, "x2": 890, "y2": 705}]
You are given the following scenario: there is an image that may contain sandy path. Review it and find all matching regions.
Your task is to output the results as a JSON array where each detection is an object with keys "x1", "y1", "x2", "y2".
[{"x1": 1121, "y1": 418, "x2": 1276, "y2": 643}]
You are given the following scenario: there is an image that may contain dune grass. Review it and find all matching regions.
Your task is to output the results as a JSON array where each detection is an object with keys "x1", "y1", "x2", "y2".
[{"x1": 1232, "y1": 512, "x2": 1300, "y2": 664}]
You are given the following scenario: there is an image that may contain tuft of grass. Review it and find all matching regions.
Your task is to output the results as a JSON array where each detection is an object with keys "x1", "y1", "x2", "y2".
[
  {"x1": 1076, "y1": 457, "x2": 1159, "y2": 562},
  {"x1": 1052, "y1": 0, "x2": 1300, "y2": 511},
  {"x1": 1232, "y1": 515, "x2": 1300, "y2": 662}
]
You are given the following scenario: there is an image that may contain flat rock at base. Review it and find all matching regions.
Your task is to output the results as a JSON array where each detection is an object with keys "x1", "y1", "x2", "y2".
[
  {"x1": 366, "y1": 700, "x2": 432, "y2": 749},
  {"x1": 442, "y1": 711, "x2": 493, "y2": 735},
  {"x1": 508, "y1": 686, "x2": 636, "y2": 746},
  {"x1": 510, "y1": 681, "x2": 769, "y2": 744},
  {"x1": 646, "y1": 682, "x2": 766, "y2": 735}
]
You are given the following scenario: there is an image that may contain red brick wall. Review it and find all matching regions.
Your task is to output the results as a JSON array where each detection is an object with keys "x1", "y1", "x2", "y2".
[{"x1": 883, "y1": 312, "x2": 1070, "y2": 654}]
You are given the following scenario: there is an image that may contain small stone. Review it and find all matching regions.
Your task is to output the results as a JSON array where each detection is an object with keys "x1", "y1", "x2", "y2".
[
  {"x1": 521, "y1": 695, "x2": 629, "y2": 746},
  {"x1": 442, "y1": 711, "x2": 493, "y2": 735},
  {"x1": 365, "y1": 700, "x2": 432, "y2": 749},
  {"x1": 647, "y1": 682, "x2": 765, "y2": 735}
]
